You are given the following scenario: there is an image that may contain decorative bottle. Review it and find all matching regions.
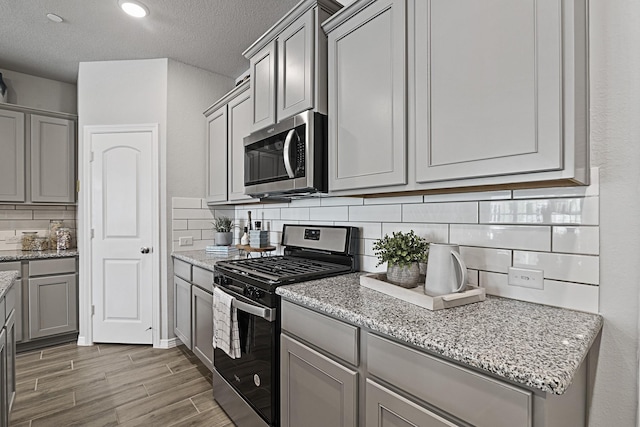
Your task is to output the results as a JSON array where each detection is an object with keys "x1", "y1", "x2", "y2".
[
  {"x1": 241, "y1": 227, "x2": 249, "y2": 245},
  {"x1": 0, "y1": 72, "x2": 7, "y2": 103}
]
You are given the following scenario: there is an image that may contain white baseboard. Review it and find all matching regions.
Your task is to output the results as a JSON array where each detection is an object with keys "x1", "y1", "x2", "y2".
[
  {"x1": 76, "y1": 336, "x2": 93, "y2": 346},
  {"x1": 158, "y1": 338, "x2": 180, "y2": 349}
]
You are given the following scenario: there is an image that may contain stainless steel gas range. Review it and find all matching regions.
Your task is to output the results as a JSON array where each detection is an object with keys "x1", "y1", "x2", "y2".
[{"x1": 212, "y1": 224, "x2": 358, "y2": 427}]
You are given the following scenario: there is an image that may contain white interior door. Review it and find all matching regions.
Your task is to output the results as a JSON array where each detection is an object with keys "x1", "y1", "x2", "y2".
[{"x1": 90, "y1": 127, "x2": 156, "y2": 344}]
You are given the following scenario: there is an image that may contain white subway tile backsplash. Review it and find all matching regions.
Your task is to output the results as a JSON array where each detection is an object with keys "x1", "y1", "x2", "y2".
[
  {"x1": 479, "y1": 197, "x2": 599, "y2": 225},
  {"x1": 201, "y1": 229, "x2": 215, "y2": 240},
  {"x1": 0, "y1": 231, "x2": 15, "y2": 241},
  {"x1": 33, "y1": 210, "x2": 75, "y2": 220},
  {"x1": 297, "y1": 220, "x2": 335, "y2": 226},
  {"x1": 364, "y1": 195, "x2": 423, "y2": 205},
  {"x1": 256, "y1": 208, "x2": 281, "y2": 220},
  {"x1": 187, "y1": 219, "x2": 214, "y2": 230},
  {"x1": 289, "y1": 198, "x2": 322, "y2": 207},
  {"x1": 480, "y1": 272, "x2": 598, "y2": 313},
  {"x1": 310, "y1": 206, "x2": 348, "y2": 222},
  {"x1": 0, "y1": 210, "x2": 32, "y2": 220},
  {"x1": 459, "y1": 247, "x2": 512, "y2": 273},
  {"x1": 173, "y1": 230, "x2": 202, "y2": 241},
  {"x1": 552, "y1": 226, "x2": 599, "y2": 255},
  {"x1": 15, "y1": 205, "x2": 65, "y2": 210},
  {"x1": 513, "y1": 251, "x2": 599, "y2": 285},
  {"x1": 467, "y1": 269, "x2": 479, "y2": 286},
  {"x1": 349, "y1": 205, "x2": 401, "y2": 222},
  {"x1": 512, "y1": 167, "x2": 599, "y2": 199},
  {"x1": 361, "y1": 255, "x2": 385, "y2": 273},
  {"x1": 320, "y1": 196, "x2": 364, "y2": 207},
  {"x1": 172, "y1": 208, "x2": 214, "y2": 220},
  {"x1": 281, "y1": 208, "x2": 310, "y2": 221},
  {"x1": 172, "y1": 220, "x2": 188, "y2": 230},
  {"x1": 172, "y1": 197, "x2": 202, "y2": 209},
  {"x1": 381, "y1": 223, "x2": 448, "y2": 243},
  {"x1": 403, "y1": 202, "x2": 478, "y2": 224},
  {"x1": 423, "y1": 190, "x2": 512, "y2": 203},
  {"x1": 450, "y1": 224, "x2": 551, "y2": 251}
]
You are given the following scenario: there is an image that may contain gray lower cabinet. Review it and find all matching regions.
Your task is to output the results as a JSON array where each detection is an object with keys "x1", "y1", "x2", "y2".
[
  {"x1": 191, "y1": 286, "x2": 214, "y2": 371},
  {"x1": 280, "y1": 334, "x2": 358, "y2": 427},
  {"x1": 174, "y1": 275, "x2": 192, "y2": 349},
  {"x1": 0, "y1": 327, "x2": 6, "y2": 427},
  {"x1": 366, "y1": 379, "x2": 458, "y2": 427},
  {"x1": 0, "y1": 277, "x2": 17, "y2": 427},
  {"x1": 28, "y1": 273, "x2": 77, "y2": 339},
  {"x1": 4, "y1": 311, "x2": 15, "y2": 415}
]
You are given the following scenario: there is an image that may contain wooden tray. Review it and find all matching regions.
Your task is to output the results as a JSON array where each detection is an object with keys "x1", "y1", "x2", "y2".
[{"x1": 360, "y1": 273, "x2": 485, "y2": 311}]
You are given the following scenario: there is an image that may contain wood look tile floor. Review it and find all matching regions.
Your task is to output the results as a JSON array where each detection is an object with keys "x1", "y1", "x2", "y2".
[{"x1": 10, "y1": 343, "x2": 235, "y2": 427}]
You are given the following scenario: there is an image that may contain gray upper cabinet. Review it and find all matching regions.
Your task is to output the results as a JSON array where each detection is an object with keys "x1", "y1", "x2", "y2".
[
  {"x1": 227, "y1": 84, "x2": 253, "y2": 202},
  {"x1": 244, "y1": 0, "x2": 342, "y2": 132},
  {"x1": 250, "y1": 40, "x2": 277, "y2": 132},
  {"x1": 205, "y1": 105, "x2": 228, "y2": 204},
  {"x1": 415, "y1": 0, "x2": 565, "y2": 183},
  {"x1": 325, "y1": 0, "x2": 407, "y2": 191},
  {"x1": 30, "y1": 114, "x2": 76, "y2": 203},
  {"x1": 0, "y1": 105, "x2": 76, "y2": 204},
  {"x1": 277, "y1": 9, "x2": 315, "y2": 121},
  {"x1": 0, "y1": 109, "x2": 25, "y2": 203},
  {"x1": 204, "y1": 81, "x2": 255, "y2": 205},
  {"x1": 324, "y1": 0, "x2": 588, "y2": 196}
]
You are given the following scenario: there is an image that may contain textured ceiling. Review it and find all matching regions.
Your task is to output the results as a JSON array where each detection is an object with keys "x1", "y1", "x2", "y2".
[{"x1": 0, "y1": 0, "x2": 305, "y2": 83}]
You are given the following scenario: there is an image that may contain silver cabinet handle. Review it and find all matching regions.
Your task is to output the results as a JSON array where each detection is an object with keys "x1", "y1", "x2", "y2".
[
  {"x1": 283, "y1": 129, "x2": 296, "y2": 179},
  {"x1": 141, "y1": 247, "x2": 151, "y2": 254},
  {"x1": 232, "y1": 298, "x2": 276, "y2": 322}
]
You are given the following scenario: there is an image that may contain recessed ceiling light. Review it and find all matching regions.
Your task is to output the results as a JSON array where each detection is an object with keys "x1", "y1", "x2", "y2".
[
  {"x1": 46, "y1": 13, "x2": 64, "y2": 23},
  {"x1": 118, "y1": 0, "x2": 149, "y2": 18}
]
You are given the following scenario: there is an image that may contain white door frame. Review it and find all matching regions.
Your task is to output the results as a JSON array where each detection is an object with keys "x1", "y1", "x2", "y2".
[{"x1": 78, "y1": 124, "x2": 160, "y2": 347}]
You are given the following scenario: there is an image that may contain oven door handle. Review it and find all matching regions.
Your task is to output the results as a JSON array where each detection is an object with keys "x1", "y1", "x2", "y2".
[
  {"x1": 283, "y1": 129, "x2": 296, "y2": 179},
  {"x1": 233, "y1": 298, "x2": 276, "y2": 322}
]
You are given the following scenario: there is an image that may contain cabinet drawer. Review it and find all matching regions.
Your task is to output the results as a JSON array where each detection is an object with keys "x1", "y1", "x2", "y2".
[
  {"x1": 282, "y1": 300, "x2": 358, "y2": 366},
  {"x1": 29, "y1": 258, "x2": 76, "y2": 277},
  {"x1": 173, "y1": 259, "x2": 192, "y2": 281},
  {"x1": 192, "y1": 266, "x2": 214, "y2": 293},
  {"x1": 367, "y1": 333, "x2": 532, "y2": 427},
  {"x1": 0, "y1": 262, "x2": 22, "y2": 278}
]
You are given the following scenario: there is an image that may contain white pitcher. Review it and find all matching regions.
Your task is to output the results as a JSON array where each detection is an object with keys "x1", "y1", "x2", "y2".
[{"x1": 424, "y1": 243, "x2": 468, "y2": 296}]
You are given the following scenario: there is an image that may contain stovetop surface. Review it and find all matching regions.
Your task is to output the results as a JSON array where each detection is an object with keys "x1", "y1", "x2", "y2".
[{"x1": 216, "y1": 255, "x2": 352, "y2": 285}]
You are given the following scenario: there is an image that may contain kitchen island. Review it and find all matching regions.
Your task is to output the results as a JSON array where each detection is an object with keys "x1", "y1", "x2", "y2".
[{"x1": 277, "y1": 273, "x2": 603, "y2": 427}]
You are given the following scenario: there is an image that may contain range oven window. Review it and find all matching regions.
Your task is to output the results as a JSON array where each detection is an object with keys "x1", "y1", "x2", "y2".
[{"x1": 245, "y1": 123, "x2": 306, "y2": 186}]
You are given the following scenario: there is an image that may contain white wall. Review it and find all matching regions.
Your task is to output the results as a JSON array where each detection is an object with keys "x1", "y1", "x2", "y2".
[
  {"x1": 588, "y1": 1, "x2": 640, "y2": 425},
  {"x1": 0, "y1": 68, "x2": 77, "y2": 114}
]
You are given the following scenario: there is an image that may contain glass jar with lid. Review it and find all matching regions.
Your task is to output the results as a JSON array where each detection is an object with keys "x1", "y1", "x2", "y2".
[{"x1": 21, "y1": 232, "x2": 37, "y2": 251}]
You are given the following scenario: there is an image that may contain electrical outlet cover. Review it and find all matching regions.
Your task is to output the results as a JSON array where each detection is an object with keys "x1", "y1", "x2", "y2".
[
  {"x1": 179, "y1": 236, "x2": 193, "y2": 246},
  {"x1": 508, "y1": 267, "x2": 544, "y2": 290}
]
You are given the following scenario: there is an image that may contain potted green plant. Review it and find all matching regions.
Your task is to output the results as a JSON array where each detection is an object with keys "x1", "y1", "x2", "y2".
[
  {"x1": 373, "y1": 230, "x2": 429, "y2": 288},
  {"x1": 212, "y1": 216, "x2": 234, "y2": 246}
]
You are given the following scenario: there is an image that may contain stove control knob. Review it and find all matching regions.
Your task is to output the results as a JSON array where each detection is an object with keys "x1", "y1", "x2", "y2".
[
  {"x1": 246, "y1": 286, "x2": 264, "y2": 299},
  {"x1": 216, "y1": 276, "x2": 231, "y2": 286}
]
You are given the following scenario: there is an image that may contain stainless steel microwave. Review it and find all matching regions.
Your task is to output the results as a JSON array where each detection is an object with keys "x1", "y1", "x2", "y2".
[{"x1": 244, "y1": 111, "x2": 327, "y2": 198}]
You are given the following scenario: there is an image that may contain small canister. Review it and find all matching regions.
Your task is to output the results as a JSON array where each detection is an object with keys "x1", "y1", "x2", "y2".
[
  {"x1": 32, "y1": 237, "x2": 48, "y2": 251},
  {"x1": 56, "y1": 228, "x2": 72, "y2": 250},
  {"x1": 21, "y1": 232, "x2": 37, "y2": 251}
]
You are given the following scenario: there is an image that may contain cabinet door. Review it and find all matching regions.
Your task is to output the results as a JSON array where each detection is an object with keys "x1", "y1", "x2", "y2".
[
  {"x1": 327, "y1": 0, "x2": 406, "y2": 191},
  {"x1": 250, "y1": 40, "x2": 277, "y2": 132},
  {"x1": 30, "y1": 114, "x2": 76, "y2": 203},
  {"x1": 191, "y1": 286, "x2": 213, "y2": 371},
  {"x1": 366, "y1": 379, "x2": 459, "y2": 427},
  {"x1": 174, "y1": 276, "x2": 192, "y2": 349},
  {"x1": 278, "y1": 9, "x2": 314, "y2": 121},
  {"x1": 28, "y1": 274, "x2": 77, "y2": 339},
  {"x1": 415, "y1": 0, "x2": 562, "y2": 183},
  {"x1": 227, "y1": 87, "x2": 253, "y2": 202},
  {"x1": 5, "y1": 310, "x2": 15, "y2": 414},
  {"x1": 281, "y1": 334, "x2": 357, "y2": 427},
  {"x1": 0, "y1": 109, "x2": 25, "y2": 202},
  {"x1": 0, "y1": 328, "x2": 6, "y2": 427},
  {"x1": 205, "y1": 106, "x2": 228, "y2": 203}
]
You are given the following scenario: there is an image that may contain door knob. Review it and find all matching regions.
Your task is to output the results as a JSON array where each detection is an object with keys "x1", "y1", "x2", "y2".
[{"x1": 141, "y1": 247, "x2": 151, "y2": 254}]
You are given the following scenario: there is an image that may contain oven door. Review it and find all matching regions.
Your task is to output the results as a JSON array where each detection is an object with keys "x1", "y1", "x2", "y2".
[{"x1": 213, "y1": 287, "x2": 278, "y2": 425}]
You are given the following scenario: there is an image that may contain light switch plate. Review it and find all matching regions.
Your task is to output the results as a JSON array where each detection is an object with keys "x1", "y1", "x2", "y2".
[
  {"x1": 508, "y1": 267, "x2": 544, "y2": 290},
  {"x1": 179, "y1": 236, "x2": 193, "y2": 247}
]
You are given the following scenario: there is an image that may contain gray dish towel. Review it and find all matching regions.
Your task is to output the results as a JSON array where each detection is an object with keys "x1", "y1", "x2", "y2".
[{"x1": 213, "y1": 287, "x2": 241, "y2": 359}]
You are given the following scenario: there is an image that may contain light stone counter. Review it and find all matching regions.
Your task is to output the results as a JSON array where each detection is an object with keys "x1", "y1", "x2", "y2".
[
  {"x1": 277, "y1": 272, "x2": 603, "y2": 395},
  {"x1": 0, "y1": 270, "x2": 18, "y2": 299},
  {"x1": 0, "y1": 249, "x2": 79, "y2": 262},
  {"x1": 172, "y1": 250, "x2": 243, "y2": 272}
]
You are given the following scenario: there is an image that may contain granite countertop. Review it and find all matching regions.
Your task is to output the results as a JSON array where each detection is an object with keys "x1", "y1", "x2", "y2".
[
  {"x1": 172, "y1": 250, "x2": 244, "y2": 272},
  {"x1": 277, "y1": 273, "x2": 603, "y2": 395},
  {"x1": 0, "y1": 271, "x2": 19, "y2": 299},
  {"x1": 0, "y1": 249, "x2": 79, "y2": 262}
]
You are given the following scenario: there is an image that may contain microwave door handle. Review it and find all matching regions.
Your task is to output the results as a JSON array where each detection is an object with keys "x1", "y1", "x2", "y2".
[
  {"x1": 232, "y1": 298, "x2": 276, "y2": 322},
  {"x1": 283, "y1": 129, "x2": 296, "y2": 178}
]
